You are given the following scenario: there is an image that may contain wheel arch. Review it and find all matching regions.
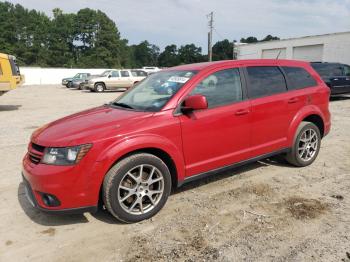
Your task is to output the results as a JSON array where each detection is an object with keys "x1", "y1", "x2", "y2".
[
  {"x1": 93, "y1": 136, "x2": 185, "y2": 206},
  {"x1": 287, "y1": 106, "x2": 326, "y2": 146},
  {"x1": 94, "y1": 82, "x2": 106, "y2": 88}
]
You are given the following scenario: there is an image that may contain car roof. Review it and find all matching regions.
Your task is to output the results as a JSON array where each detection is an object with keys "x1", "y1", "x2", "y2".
[{"x1": 167, "y1": 59, "x2": 312, "y2": 72}]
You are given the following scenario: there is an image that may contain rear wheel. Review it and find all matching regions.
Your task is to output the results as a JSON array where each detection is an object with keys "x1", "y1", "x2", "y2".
[
  {"x1": 103, "y1": 153, "x2": 171, "y2": 223},
  {"x1": 285, "y1": 122, "x2": 321, "y2": 167},
  {"x1": 94, "y1": 83, "x2": 105, "y2": 92}
]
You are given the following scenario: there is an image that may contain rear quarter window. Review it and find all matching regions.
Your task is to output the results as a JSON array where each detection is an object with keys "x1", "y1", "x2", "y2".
[
  {"x1": 246, "y1": 66, "x2": 287, "y2": 99},
  {"x1": 282, "y1": 67, "x2": 317, "y2": 90}
]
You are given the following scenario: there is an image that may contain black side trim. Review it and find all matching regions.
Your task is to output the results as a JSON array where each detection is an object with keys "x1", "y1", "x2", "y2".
[
  {"x1": 36, "y1": 205, "x2": 98, "y2": 215},
  {"x1": 178, "y1": 148, "x2": 290, "y2": 187},
  {"x1": 22, "y1": 174, "x2": 98, "y2": 215}
]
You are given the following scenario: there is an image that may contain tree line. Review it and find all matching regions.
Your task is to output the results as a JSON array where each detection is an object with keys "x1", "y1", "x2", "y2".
[{"x1": 0, "y1": 1, "x2": 279, "y2": 68}]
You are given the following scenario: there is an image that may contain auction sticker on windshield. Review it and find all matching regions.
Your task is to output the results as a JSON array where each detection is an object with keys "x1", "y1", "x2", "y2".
[{"x1": 167, "y1": 76, "x2": 190, "y2": 83}]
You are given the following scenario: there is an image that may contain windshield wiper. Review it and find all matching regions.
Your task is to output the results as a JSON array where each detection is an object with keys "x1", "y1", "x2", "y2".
[{"x1": 112, "y1": 102, "x2": 134, "y2": 109}]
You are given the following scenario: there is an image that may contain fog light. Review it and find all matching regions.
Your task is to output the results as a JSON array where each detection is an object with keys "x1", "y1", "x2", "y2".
[{"x1": 41, "y1": 193, "x2": 61, "y2": 207}]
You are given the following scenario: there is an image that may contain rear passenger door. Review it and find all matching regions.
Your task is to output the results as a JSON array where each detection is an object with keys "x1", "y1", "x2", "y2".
[
  {"x1": 281, "y1": 66, "x2": 318, "y2": 120},
  {"x1": 245, "y1": 66, "x2": 289, "y2": 156},
  {"x1": 119, "y1": 70, "x2": 133, "y2": 88}
]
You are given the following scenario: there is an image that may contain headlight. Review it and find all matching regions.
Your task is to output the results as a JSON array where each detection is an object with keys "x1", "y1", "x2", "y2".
[{"x1": 42, "y1": 144, "x2": 92, "y2": 165}]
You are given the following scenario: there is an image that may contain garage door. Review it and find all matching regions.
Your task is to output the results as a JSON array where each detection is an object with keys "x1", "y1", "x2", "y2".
[
  {"x1": 293, "y1": 44, "x2": 324, "y2": 62},
  {"x1": 262, "y1": 48, "x2": 287, "y2": 59}
]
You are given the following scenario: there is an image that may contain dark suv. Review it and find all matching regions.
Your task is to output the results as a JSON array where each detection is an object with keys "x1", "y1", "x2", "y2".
[{"x1": 311, "y1": 62, "x2": 350, "y2": 95}]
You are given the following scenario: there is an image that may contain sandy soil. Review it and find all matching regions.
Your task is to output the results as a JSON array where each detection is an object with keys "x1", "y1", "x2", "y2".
[{"x1": 0, "y1": 85, "x2": 349, "y2": 262}]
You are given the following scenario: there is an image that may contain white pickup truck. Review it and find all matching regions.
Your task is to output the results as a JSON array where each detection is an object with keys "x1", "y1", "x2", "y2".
[{"x1": 87, "y1": 69, "x2": 147, "y2": 92}]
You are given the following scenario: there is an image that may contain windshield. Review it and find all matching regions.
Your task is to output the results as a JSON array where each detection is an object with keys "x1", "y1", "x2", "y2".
[
  {"x1": 9, "y1": 58, "x2": 20, "y2": 76},
  {"x1": 111, "y1": 70, "x2": 197, "y2": 112},
  {"x1": 101, "y1": 70, "x2": 111, "y2": 77}
]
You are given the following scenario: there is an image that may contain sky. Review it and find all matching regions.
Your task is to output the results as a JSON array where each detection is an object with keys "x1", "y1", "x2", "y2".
[{"x1": 8, "y1": 0, "x2": 350, "y2": 51}]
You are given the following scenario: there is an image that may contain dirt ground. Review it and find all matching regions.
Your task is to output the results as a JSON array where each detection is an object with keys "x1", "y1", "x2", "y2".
[{"x1": 0, "y1": 85, "x2": 350, "y2": 262}]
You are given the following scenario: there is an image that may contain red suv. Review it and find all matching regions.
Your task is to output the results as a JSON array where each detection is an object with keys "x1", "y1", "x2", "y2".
[{"x1": 22, "y1": 60, "x2": 331, "y2": 223}]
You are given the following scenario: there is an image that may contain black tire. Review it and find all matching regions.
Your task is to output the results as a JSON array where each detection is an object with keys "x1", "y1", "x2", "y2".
[
  {"x1": 103, "y1": 153, "x2": 172, "y2": 223},
  {"x1": 67, "y1": 81, "x2": 73, "y2": 88},
  {"x1": 94, "y1": 83, "x2": 105, "y2": 92},
  {"x1": 285, "y1": 121, "x2": 321, "y2": 167}
]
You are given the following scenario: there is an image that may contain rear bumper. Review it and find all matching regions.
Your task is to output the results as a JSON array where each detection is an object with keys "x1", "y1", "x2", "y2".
[
  {"x1": 22, "y1": 174, "x2": 97, "y2": 215},
  {"x1": 330, "y1": 86, "x2": 350, "y2": 95}
]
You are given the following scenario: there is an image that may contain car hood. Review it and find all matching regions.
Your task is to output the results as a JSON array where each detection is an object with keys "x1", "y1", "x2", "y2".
[
  {"x1": 62, "y1": 77, "x2": 73, "y2": 81},
  {"x1": 31, "y1": 106, "x2": 153, "y2": 147}
]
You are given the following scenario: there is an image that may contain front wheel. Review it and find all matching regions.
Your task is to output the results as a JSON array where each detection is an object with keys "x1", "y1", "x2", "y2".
[
  {"x1": 94, "y1": 83, "x2": 105, "y2": 92},
  {"x1": 103, "y1": 153, "x2": 172, "y2": 223},
  {"x1": 285, "y1": 122, "x2": 321, "y2": 167}
]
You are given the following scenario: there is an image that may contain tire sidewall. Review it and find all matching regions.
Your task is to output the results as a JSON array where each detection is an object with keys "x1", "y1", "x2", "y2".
[
  {"x1": 95, "y1": 83, "x2": 104, "y2": 92},
  {"x1": 293, "y1": 122, "x2": 321, "y2": 167},
  {"x1": 103, "y1": 154, "x2": 171, "y2": 223}
]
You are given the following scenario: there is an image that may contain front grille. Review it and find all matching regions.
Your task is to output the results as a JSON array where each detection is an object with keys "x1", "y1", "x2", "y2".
[
  {"x1": 28, "y1": 143, "x2": 45, "y2": 164},
  {"x1": 31, "y1": 143, "x2": 45, "y2": 153}
]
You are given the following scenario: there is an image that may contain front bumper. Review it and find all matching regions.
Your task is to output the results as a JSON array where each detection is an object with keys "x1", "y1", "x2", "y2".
[
  {"x1": 22, "y1": 152, "x2": 100, "y2": 213},
  {"x1": 22, "y1": 174, "x2": 97, "y2": 214}
]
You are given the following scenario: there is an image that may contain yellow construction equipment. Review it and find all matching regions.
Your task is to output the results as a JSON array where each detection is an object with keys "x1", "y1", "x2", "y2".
[{"x1": 0, "y1": 53, "x2": 23, "y2": 96}]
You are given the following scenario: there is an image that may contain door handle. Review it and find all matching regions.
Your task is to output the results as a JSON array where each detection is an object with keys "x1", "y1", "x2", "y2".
[
  {"x1": 235, "y1": 109, "x2": 250, "y2": 116},
  {"x1": 288, "y1": 97, "x2": 299, "y2": 104}
]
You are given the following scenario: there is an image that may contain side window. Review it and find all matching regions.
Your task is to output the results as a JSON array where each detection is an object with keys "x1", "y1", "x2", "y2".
[
  {"x1": 283, "y1": 67, "x2": 317, "y2": 90},
  {"x1": 247, "y1": 66, "x2": 287, "y2": 99},
  {"x1": 110, "y1": 71, "x2": 119, "y2": 78},
  {"x1": 190, "y1": 68, "x2": 243, "y2": 108},
  {"x1": 332, "y1": 66, "x2": 343, "y2": 76},
  {"x1": 121, "y1": 71, "x2": 130, "y2": 77},
  {"x1": 343, "y1": 65, "x2": 350, "y2": 76}
]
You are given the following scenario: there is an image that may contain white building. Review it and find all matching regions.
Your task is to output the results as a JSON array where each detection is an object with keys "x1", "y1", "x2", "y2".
[{"x1": 237, "y1": 31, "x2": 350, "y2": 65}]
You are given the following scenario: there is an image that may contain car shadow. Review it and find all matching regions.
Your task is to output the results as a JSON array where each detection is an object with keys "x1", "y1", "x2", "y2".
[
  {"x1": 330, "y1": 95, "x2": 350, "y2": 102},
  {"x1": 80, "y1": 90, "x2": 126, "y2": 94},
  {"x1": 0, "y1": 105, "x2": 22, "y2": 111},
  {"x1": 173, "y1": 155, "x2": 292, "y2": 194}
]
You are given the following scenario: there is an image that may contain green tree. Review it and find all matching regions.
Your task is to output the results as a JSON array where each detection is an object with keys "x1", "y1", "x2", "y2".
[
  {"x1": 158, "y1": 44, "x2": 179, "y2": 67},
  {"x1": 212, "y1": 39, "x2": 233, "y2": 61},
  {"x1": 178, "y1": 44, "x2": 203, "y2": 64},
  {"x1": 240, "y1": 36, "x2": 258, "y2": 43},
  {"x1": 261, "y1": 35, "x2": 280, "y2": 42}
]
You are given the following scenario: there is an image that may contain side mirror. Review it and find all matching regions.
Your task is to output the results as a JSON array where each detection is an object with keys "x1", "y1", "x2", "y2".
[
  {"x1": 182, "y1": 94, "x2": 208, "y2": 112},
  {"x1": 108, "y1": 75, "x2": 112, "y2": 78}
]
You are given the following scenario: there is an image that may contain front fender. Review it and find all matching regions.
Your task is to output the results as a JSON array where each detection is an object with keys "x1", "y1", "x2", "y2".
[
  {"x1": 287, "y1": 105, "x2": 326, "y2": 146},
  {"x1": 91, "y1": 134, "x2": 185, "y2": 196}
]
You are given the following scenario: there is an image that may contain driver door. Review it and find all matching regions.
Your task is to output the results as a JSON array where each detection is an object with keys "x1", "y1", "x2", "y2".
[{"x1": 179, "y1": 68, "x2": 252, "y2": 177}]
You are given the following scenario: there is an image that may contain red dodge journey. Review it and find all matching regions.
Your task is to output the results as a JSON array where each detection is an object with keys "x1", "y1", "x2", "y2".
[{"x1": 22, "y1": 59, "x2": 331, "y2": 223}]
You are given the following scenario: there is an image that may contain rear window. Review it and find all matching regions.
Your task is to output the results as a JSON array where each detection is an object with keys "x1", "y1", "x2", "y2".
[
  {"x1": 282, "y1": 67, "x2": 317, "y2": 90},
  {"x1": 247, "y1": 66, "x2": 287, "y2": 99}
]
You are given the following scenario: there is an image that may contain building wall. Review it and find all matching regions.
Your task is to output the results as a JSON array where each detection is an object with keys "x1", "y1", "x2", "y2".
[
  {"x1": 237, "y1": 32, "x2": 350, "y2": 64},
  {"x1": 20, "y1": 67, "x2": 108, "y2": 85}
]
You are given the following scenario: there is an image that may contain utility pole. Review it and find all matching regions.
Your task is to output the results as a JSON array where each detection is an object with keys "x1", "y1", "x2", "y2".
[
  {"x1": 232, "y1": 40, "x2": 236, "y2": 60},
  {"x1": 207, "y1": 11, "x2": 213, "y2": 62}
]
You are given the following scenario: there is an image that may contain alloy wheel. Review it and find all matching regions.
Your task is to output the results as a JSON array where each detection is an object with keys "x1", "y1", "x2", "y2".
[
  {"x1": 118, "y1": 164, "x2": 164, "y2": 215},
  {"x1": 297, "y1": 129, "x2": 318, "y2": 162}
]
